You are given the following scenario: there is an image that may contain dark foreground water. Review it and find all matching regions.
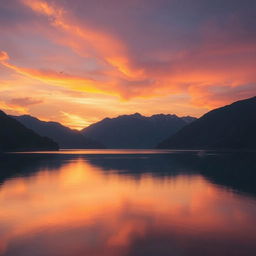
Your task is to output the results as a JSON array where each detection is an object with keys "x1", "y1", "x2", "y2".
[{"x1": 0, "y1": 150, "x2": 256, "y2": 256}]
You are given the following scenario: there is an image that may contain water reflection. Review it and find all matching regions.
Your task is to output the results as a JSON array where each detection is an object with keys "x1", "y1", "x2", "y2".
[{"x1": 0, "y1": 151, "x2": 256, "y2": 256}]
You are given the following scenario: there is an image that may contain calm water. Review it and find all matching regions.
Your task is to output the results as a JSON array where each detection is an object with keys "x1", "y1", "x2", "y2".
[{"x1": 0, "y1": 150, "x2": 256, "y2": 256}]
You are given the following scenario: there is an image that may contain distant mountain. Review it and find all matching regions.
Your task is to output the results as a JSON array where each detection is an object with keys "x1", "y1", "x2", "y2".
[
  {"x1": 0, "y1": 110, "x2": 58, "y2": 152},
  {"x1": 12, "y1": 115, "x2": 104, "y2": 149},
  {"x1": 157, "y1": 96, "x2": 256, "y2": 150},
  {"x1": 82, "y1": 113, "x2": 196, "y2": 149}
]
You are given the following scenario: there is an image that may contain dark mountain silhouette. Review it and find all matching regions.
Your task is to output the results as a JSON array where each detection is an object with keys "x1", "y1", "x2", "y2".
[
  {"x1": 158, "y1": 96, "x2": 256, "y2": 150},
  {"x1": 12, "y1": 115, "x2": 104, "y2": 149},
  {"x1": 81, "y1": 113, "x2": 196, "y2": 149},
  {"x1": 0, "y1": 110, "x2": 58, "y2": 152}
]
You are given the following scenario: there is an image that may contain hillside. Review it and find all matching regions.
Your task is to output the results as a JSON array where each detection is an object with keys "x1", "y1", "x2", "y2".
[
  {"x1": 157, "y1": 97, "x2": 256, "y2": 150},
  {"x1": 0, "y1": 110, "x2": 58, "y2": 151}
]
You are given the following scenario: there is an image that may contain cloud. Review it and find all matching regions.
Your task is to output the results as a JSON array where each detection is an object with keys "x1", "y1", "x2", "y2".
[
  {"x1": 0, "y1": 101, "x2": 27, "y2": 114},
  {"x1": 61, "y1": 112, "x2": 91, "y2": 130},
  {"x1": 8, "y1": 97, "x2": 43, "y2": 107},
  {"x1": 21, "y1": 0, "x2": 139, "y2": 79},
  {"x1": 3, "y1": 0, "x2": 256, "y2": 102},
  {"x1": 0, "y1": 51, "x2": 9, "y2": 61},
  {"x1": 0, "y1": 0, "x2": 255, "y2": 128},
  {"x1": 0, "y1": 49, "x2": 152, "y2": 99},
  {"x1": 189, "y1": 83, "x2": 256, "y2": 108},
  {"x1": 0, "y1": 97, "x2": 43, "y2": 115}
]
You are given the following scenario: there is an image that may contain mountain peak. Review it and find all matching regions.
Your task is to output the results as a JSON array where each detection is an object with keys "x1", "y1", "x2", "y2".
[
  {"x1": 0, "y1": 110, "x2": 6, "y2": 116},
  {"x1": 131, "y1": 112, "x2": 142, "y2": 117},
  {"x1": 116, "y1": 113, "x2": 143, "y2": 119}
]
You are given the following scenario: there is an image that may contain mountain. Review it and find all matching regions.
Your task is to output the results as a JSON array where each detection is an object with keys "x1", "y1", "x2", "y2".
[
  {"x1": 0, "y1": 110, "x2": 58, "y2": 152},
  {"x1": 157, "y1": 96, "x2": 256, "y2": 150},
  {"x1": 81, "y1": 113, "x2": 196, "y2": 149},
  {"x1": 12, "y1": 115, "x2": 104, "y2": 149}
]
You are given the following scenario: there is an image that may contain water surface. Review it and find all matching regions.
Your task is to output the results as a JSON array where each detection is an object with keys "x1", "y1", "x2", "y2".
[{"x1": 0, "y1": 150, "x2": 256, "y2": 256}]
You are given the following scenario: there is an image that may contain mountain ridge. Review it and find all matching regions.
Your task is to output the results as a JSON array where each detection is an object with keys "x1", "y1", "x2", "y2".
[
  {"x1": 82, "y1": 113, "x2": 196, "y2": 149},
  {"x1": 11, "y1": 115, "x2": 105, "y2": 149},
  {"x1": 0, "y1": 110, "x2": 58, "y2": 152},
  {"x1": 157, "y1": 96, "x2": 256, "y2": 150}
]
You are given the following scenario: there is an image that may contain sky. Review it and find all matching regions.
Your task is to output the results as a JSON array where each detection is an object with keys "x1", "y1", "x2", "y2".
[{"x1": 0, "y1": 0, "x2": 256, "y2": 129}]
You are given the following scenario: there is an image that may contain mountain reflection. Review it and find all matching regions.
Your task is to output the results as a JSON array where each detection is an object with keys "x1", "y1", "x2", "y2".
[
  {"x1": 0, "y1": 151, "x2": 256, "y2": 256},
  {"x1": 85, "y1": 152, "x2": 256, "y2": 196}
]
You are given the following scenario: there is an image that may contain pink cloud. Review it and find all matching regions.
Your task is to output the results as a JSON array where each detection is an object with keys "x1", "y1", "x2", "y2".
[{"x1": 9, "y1": 97, "x2": 43, "y2": 107}]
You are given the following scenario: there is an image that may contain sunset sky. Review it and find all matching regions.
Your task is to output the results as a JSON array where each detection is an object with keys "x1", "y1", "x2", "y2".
[{"x1": 0, "y1": 0, "x2": 256, "y2": 129}]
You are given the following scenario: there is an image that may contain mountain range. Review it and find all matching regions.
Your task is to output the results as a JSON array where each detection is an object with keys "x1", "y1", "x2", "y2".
[
  {"x1": 82, "y1": 113, "x2": 196, "y2": 149},
  {"x1": 12, "y1": 115, "x2": 104, "y2": 149},
  {"x1": 0, "y1": 110, "x2": 58, "y2": 152},
  {"x1": 12, "y1": 113, "x2": 196, "y2": 149},
  {"x1": 2, "y1": 96, "x2": 255, "y2": 151},
  {"x1": 158, "y1": 96, "x2": 256, "y2": 150}
]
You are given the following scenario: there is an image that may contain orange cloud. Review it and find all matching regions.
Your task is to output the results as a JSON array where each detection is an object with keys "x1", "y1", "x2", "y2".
[
  {"x1": 0, "y1": 50, "x2": 154, "y2": 100},
  {"x1": 0, "y1": 51, "x2": 115, "y2": 95},
  {"x1": 0, "y1": 101, "x2": 28, "y2": 114},
  {"x1": 0, "y1": 97, "x2": 43, "y2": 115},
  {"x1": 0, "y1": 51, "x2": 9, "y2": 61},
  {"x1": 22, "y1": 0, "x2": 143, "y2": 80}
]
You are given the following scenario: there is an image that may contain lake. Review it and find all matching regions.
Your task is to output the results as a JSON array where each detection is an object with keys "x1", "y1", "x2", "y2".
[{"x1": 0, "y1": 150, "x2": 256, "y2": 256}]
